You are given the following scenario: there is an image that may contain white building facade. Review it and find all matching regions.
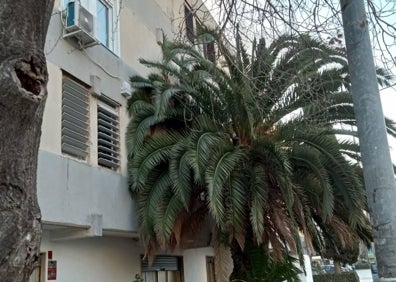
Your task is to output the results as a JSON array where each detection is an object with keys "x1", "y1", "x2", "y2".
[{"x1": 33, "y1": 0, "x2": 216, "y2": 281}]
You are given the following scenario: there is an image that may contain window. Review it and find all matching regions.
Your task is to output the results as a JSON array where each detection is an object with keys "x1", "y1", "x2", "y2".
[
  {"x1": 62, "y1": 75, "x2": 89, "y2": 159},
  {"x1": 141, "y1": 256, "x2": 183, "y2": 282},
  {"x1": 195, "y1": 19, "x2": 216, "y2": 63},
  {"x1": 63, "y1": 0, "x2": 116, "y2": 51},
  {"x1": 184, "y1": 3, "x2": 194, "y2": 43},
  {"x1": 204, "y1": 41, "x2": 216, "y2": 63},
  {"x1": 96, "y1": 0, "x2": 111, "y2": 48},
  {"x1": 97, "y1": 97, "x2": 120, "y2": 169}
]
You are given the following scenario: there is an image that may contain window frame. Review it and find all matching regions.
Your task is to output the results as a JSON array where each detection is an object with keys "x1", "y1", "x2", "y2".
[
  {"x1": 184, "y1": 2, "x2": 194, "y2": 43},
  {"x1": 62, "y1": 0, "x2": 119, "y2": 54},
  {"x1": 203, "y1": 41, "x2": 216, "y2": 63},
  {"x1": 206, "y1": 256, "x2": 215, "y2": 282},
  {"x1": 141, "y1": 255, "x2": 184, "y2": 282},
  {"x1": 96, "y1": 0, "x2": 112, "y2": 49}
]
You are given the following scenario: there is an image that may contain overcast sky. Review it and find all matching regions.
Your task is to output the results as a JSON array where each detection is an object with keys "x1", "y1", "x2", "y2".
[
  {"x1": 203, "y1": 0, "x2": 396, "y2": 161},
  {"x1": 380, "y1": 88, "x2": 396, "y2": 162}
]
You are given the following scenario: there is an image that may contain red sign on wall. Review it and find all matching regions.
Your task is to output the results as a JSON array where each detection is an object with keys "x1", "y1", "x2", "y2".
[{"x1": 48, "y1": 260, "x2": 57, "y2": 280}]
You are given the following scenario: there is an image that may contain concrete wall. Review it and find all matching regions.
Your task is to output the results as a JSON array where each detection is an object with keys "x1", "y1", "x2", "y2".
[
  {"x1": 37, "y1": 1, "x2": 220, "y2": 281},
  {"x1": 300, "y1": 255, "x2": 314, "y2": 282},
  {"x1": 40, "y1": 0, "x2": 217, "y2": 230},
  {"x1": 38, "y1": 232, "x2": 214, "y2": 282},
  {"x1": 39, "y1": 231, "x2": 143, "y2": 282},
  {"x1": 183, "y1": 247, "x2": 214, "y2": 282},
  {"x1": 37, "y1": 150, "x2": 138, "y2": 232},
  {"x1": 42, "y1": 56, "x2": 131, "y2": 175}
]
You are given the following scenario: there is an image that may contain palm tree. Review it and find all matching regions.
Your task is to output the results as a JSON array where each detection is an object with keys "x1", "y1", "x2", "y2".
[{"x1": 126, "y1": 33, "x2": 395, "y2": 281}]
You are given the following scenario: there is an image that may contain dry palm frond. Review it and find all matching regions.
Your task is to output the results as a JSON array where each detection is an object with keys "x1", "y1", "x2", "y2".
[
  {"x1": 329, "y1": 216, "x2": 356, "y2": 248},
  {"x1": 214, "y1": 238, "x2": 233, "y2": 282}
]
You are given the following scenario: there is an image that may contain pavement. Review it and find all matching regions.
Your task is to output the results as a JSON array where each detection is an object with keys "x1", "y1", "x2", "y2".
[{"x1": 356, "y1": 269, "x2": 374, "y2": 282}]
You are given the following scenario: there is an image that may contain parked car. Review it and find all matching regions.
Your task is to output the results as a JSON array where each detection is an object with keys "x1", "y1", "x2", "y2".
[
  {"x1": 371, "y1": 264, "x2": 378, "y2": 281},
  {"x1": 321, "y1": 265, "x2": 335, "y2": 273}
]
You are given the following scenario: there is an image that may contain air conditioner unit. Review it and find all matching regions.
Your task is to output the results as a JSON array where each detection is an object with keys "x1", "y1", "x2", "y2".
[{"x1": 63, "y1": 1, "x2": 98, "y2": 48}]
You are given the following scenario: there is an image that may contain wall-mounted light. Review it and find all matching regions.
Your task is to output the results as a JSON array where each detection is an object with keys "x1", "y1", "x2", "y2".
[{"x1": 121, "y1": 80, "x2": 132, "y2": 99}]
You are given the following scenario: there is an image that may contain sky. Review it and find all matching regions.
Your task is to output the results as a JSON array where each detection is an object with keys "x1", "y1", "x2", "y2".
[
  {"x1": 380, "y1": 88, "x2": 396, "y2": 163},
  {"x1": 203, "y1": 0, "x2": 396, "y2": 163}
]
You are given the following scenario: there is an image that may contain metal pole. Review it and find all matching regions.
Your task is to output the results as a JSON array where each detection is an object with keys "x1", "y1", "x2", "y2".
[{"x1": 341, "y1": 0, "x2": 396, "y2": 280}]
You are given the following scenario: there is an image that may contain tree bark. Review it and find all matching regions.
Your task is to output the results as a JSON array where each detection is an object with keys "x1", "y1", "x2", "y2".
[
  {"x1": 229, "y1": 239, "x2": 251, "y2": 281},
  {"x1": 0, "y1": 0, "x2": 54, "y2": 281}
]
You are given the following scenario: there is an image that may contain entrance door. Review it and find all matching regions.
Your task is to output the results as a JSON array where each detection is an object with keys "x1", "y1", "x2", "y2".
[
  {"x1": 206, "y1": 256, "x2": 215, "y2": 282},
  {"x1": 29, "y1": 253, "x2": 46, "y2": 282}
]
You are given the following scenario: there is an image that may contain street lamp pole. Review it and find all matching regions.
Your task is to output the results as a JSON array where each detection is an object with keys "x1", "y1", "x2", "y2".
[{"x1": 341, "y1": 0, "x2": 396, "y2": 280}]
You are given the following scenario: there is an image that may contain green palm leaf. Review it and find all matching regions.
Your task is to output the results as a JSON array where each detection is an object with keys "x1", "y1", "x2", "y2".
[
  {"x1": 130, "y1": 132, "x2": 182, "y2": 191},
  {"x1": 205, "y1": 146, "x2": 247, "y2": 226},
  {"x1": 125, "y1": 31, "x2": 393, "y2": 273}
]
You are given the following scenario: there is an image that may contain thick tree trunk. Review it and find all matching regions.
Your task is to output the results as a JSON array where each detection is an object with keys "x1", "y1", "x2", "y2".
[
  {"x1": 0, "y1": 1, "x2": 54, "y2": 281},
  {"x1": 229, "y1": 239, "x2": 251, "y2": 281},
  {"x1": 229, "y1": 236, "x2": 271, "y2": 282}
]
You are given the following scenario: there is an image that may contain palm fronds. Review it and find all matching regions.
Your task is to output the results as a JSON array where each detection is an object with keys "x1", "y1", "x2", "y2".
[{"x1": 125, "y1": 31, "x2": 394, "y2": 275}]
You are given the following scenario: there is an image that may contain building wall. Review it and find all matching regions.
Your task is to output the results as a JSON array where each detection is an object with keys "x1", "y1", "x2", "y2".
[
  {"x1": 39, "y1": 60, "x2": 137, "y2": 233},
  {"x1": 41, "y1": 0, "x2": 216, "y2": 236},
  {"x1": 36, "y1": 1, "x2": 219, "y2": 281},
  {"x1": 37, "y1": 150, "x2": 138, "y2": 232},
  {"x1": 39, "y1": 231, "x2": 143, "y2": 282},
  {"x1": 183, "y1": 247, "x2": 214, "y2": 282},
  {"x1": 300, "y1": 255, "x2": 313, "y2": 282}
]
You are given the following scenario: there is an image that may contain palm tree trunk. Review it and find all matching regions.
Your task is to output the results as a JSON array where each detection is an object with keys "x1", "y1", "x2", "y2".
[
  {"x1": 229, "y1": 239, "x2": 250, "y2": 281},
  {"x1": 229, "y1": 236, "x2": 269, "y2": 282},
  {"x1": 214, "y1": 240, "x2": 233, "y2": 282}
]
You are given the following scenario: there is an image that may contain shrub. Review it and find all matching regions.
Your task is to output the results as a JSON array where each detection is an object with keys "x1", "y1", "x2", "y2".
[
  {"x1": 354, "y1": 262, "x2": 371, "y2": 269},
  {"x1": 313, "y1": 272, "x2": 359, "y2": 282}
]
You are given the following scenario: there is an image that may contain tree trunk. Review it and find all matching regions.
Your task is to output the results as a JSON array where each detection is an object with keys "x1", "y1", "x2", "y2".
[
  {"x1": 0, "y1": 1, "x2": 54, "y2": 281},
  {"x1": 229, "y1": 239, "x2": 251, "y2": 281},
  {"x1": 229, "y1": 236, "x2": 301, "y2": 282}
]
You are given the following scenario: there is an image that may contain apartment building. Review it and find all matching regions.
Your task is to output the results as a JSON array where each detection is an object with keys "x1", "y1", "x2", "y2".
[{"x1": 32, "y1": 0, "x2": 217, "y2": 281}]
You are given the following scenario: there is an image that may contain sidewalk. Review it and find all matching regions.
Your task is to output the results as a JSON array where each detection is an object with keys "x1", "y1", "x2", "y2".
[{"x1": 356, "y1": 269, "x2": 373, "y2": 282}]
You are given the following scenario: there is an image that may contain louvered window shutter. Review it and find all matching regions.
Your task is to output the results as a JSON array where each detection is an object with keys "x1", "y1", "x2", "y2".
[
  {"x1": 97, "y1": 99, "x2": 120, "y2": 169},
  {"x1": 141, "y1": 256, "x2": 181, "y2": 272},
  {"x1": 62, "y1": 76, "x2": 89, "y2": 159}
]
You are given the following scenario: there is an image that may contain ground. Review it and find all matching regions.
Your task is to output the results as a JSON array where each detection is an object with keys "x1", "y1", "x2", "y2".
[{"x1": 356, "y1": 269, "x2": 374, "y2": 282}]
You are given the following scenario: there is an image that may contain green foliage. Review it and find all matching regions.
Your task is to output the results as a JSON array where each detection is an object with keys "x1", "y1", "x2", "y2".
[
  {"x1": 313, "y1": 272, "x2": 359, "y2": 282},
  {"x1": 125, "y1": 30, "x2": 393, "y2": 277},
  {"x1": 354, "y1": 262, "x2": 371, "y2": 269},
  {"x1": 229, "y1": 233, "x2": 302, "y2": 282}
]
